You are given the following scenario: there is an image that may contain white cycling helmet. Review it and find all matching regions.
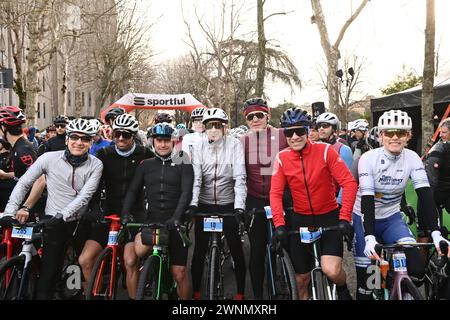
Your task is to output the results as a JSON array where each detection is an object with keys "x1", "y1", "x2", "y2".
[
  {"x1": 90, "y1": 119, "x2": 102, "y2": 132},
  {"x1": 190, "y1": 107, "x2": 207, "y2": 119},
  {"x1": 378, "y1": 110, "x2": 412, "y2": 131},
  {"x1": 229, "y1": 127, "x2": 246, "y2": 138},
  {"x1": 349, "y1": 119, "x2": 369, "y2": 132},
  {"x1": 202, "y1": 108, "x2": 229, "y2": 124},
  {"x1": 316, "y1": 112, "x2": 340, "y2": 130},
  {"x1": 67, "y1": 118, "x2": 97, "y2": 137},
  {"x1": 112, "y1": 113, "x2": 139, "y2": 133}
]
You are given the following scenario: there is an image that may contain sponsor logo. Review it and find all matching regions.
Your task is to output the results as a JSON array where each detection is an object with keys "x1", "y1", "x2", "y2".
[
  {"x1": 133, "y1": 96, "x2": 187, "y2": 107},
  {"x1": 378, "y1": 175, "x2": 403, "y2": 185}
]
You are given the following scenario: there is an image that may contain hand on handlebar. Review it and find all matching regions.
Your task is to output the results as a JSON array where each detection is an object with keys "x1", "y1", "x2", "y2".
[
  {"x1": 431, "y1": 230, "x2": 450, "y2": 258},
  {"x1": 363, "y1": 235, "x2": 381, "y2": 261},
  {"x1": 271, "y1": 225, "x2": 288, "y2": 252}
]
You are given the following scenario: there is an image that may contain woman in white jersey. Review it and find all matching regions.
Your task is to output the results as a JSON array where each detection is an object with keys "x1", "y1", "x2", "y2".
[{"x1": 352, "y1": 109, "x2": 449, "y2": 300}]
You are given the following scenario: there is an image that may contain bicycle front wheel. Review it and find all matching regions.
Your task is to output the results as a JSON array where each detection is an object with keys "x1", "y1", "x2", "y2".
[
  {"x1": 399, "y1": 278, "x2": 423, "y2": 300},
  {"x1": 266, "y1": 248, "x2": 298, "y2": 300},
  {"x1": 207, "y1": 245, "x2": 219, "y2": 300},
  {"x1": 311, "y1": 269, "x2": 326, "y2": 300},
  {"x1": 86, "y1": 247, "x2": 119, "y2": 300},
  {"x1": 0, "y1": 255, "x2": 37, "y2": 300},
  {"x1": 136, "y1": 256, "x2": 160, "y2": 300}
]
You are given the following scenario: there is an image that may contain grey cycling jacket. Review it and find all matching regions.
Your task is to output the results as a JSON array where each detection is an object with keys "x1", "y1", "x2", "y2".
[
  {"x1": 3, "y1": 151, "x2": 103, "y2": 222},
  {"x1": 190, "y1": 136, "x2": 247, "y2": 210}
]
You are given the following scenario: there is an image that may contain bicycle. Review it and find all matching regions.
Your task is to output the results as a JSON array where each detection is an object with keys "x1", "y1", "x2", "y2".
[
  {"x1": 86, "y1": 214, "x2": 126, "y2": 300},
  {"x1": 0, "y1": 219, "x2": 23, "y2": 288},
  {"x1": 127, "y1": 222, "x2": 190, "y2": 300},
  {"x1": 286, "y1": 224, "x2": 353, "y2": 300},
  {"x1": 372, "y1": 242, "x2": 437, "y2": 300},
  {"x1": 0, "y1": 219, "x2": 44, "y2": 300},
  {"x1": 247, "y1": 206, "x2": 298, "y2": 300},
  {"x1": 424, "y1": 240, "x2": 449, "y2": 300},
  {"x1": 193, "y1": 211, "x2": 237, "y2": 300}
]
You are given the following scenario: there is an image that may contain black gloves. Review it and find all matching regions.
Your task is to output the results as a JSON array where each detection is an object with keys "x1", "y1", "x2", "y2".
[
  {"x1": 84, "y1": 203, "x2": 104, "y2": 224},
  {"x1": 234, "y1": 208, "x2": 245, "y2": 236},
  {"x1": 165, "y1": 217, "x2": 180, "y2": 231},
  {"x1": 120, "y1": 214, "x2": 134, "y2": 226},
  {"x1": 184, "y1": 205, "x2": 198, "y2": 221},
  {"x1": 271, "y1": 225, "x2": 288, "y2": 252}
]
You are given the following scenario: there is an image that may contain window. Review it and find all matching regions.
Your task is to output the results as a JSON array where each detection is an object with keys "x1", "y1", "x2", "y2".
[
  {"x1": 68, "y1": 91, "x2": 71, "y2": 107},
  {"x1": 37, "y1": 103, "x2": 40, "y2": 119},
  {"x1": 43, "y1": 103, "x2": 46, "y2": 119},
  {"x1": 43, "y1": 75, "x2": 45, "y2": 91},
  {"x1": 88, "y1": 92, "x2": 92, "y2": 107},
  {"x1": 82, "y1": 92, "x2": 85, "y2": 107}
]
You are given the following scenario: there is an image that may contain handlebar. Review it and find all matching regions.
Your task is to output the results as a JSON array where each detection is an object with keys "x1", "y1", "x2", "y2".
[{"x1": 191, "y1": 212, "x2": 237, "y2": 218}]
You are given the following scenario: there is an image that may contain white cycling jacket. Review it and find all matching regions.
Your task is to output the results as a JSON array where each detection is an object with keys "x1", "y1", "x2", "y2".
[{"x1": 190, "y1": 135, "x2": 247, "y2": 210}]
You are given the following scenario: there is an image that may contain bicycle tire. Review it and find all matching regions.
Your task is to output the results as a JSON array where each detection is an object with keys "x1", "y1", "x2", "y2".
[
  {"x1": 266, "y1": 248, "x2": 299, "y2": 300},
  {"x1": 136, "y1": 256, "x2": 160, "y2": 300},
  {"x1": 0, "y1": 255, "x2": 36, "y2": 300},
  {"x1": 86, "y1": 247, "x2": 118, "y2": 300},
  {"x1": 207, "y1": 245, "x2": 219, "y2": 300},
  {"x1": 399, "y1": 278, "x2": 423, "y2": 300},
  {"x1": 312, "y1": 269, "x2": 325, "y2": 300}
]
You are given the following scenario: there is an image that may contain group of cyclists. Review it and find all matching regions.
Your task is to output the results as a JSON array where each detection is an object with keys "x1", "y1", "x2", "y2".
[{"x1": 0, "y1": 97, "x2": 449, "y2": 300}]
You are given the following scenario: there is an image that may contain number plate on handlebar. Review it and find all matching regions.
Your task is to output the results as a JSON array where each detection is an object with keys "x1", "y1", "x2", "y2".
[
  {"x1": 392, "y1": 253, "x2": 407, "y2": 272},
  {"x1": 11, "y1": 226, "x2": 33, "y2": 240},
  {"x1": 203, "y1": 218, "x2": 223, "y2": 232},
  {"x1": 108, "y1": 231, "x2": 119, "y2": 246},
  {"x1": 299, "y1": 227, "x2": 322, "y2": 243},
  {"x1": 263, "y1": 206, "x2": 272, "y2": 219}
]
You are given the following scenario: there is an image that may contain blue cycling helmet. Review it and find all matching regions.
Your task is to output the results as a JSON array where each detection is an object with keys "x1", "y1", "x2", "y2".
[
  {"x1": 176, "y1": 123, "x2": 187, "y2": 130},
  {"x1": 149, "y1": 122, "x2": 175, "y2": 138},
  {"x1": 280, "y1": 107, "x2": 311, "y2": 128}
]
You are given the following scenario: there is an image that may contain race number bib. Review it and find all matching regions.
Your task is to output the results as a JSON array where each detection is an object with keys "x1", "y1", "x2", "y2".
[
  {"x1": 392, "y1": 253, "x2": 407, "y2": 272},
  {"x1": 107, "y1": 231, "x2": 119, "y2": 246},
  {"x1": 203, "y1": 217, "x2": 223, "y2": 232},
  {"x1": 299, "y1": 227, "x2": 322, "y2": 244},
  {"x1": 11, "y1": 226, "x2": 33, "y2": 240},
  {"x1": 264, "y1": 206, "x2": 272, "y2": 219}
]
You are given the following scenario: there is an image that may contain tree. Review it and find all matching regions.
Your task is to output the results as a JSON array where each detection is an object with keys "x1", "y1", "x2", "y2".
[
  {"x1": 269, "y1": 102, "x2": 299, "y2": 126},
  {"x1": 421, "y1": 0, "x2": 435, "y2": 154},
  {"x1": 379, "y1": 66, "x2": 422, "y2": 95},
  {"x1": 310, "y1": 0, "x2": 369, "y2": 126}
]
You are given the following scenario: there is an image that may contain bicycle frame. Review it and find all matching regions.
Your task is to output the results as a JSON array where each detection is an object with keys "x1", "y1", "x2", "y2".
[{"x1": 1, "y1": 227, "x2": 16, "y2": 285}]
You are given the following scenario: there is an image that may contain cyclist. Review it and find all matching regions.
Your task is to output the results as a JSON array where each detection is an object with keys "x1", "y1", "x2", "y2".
[
  {"x1": 352, "y1": 110, "x2": 449, "y2": 300},
  {"x1": 104, "y1": 107, "x2": 125, "y2": 127},
  {"x1": 78, "y1": 113, "x2": 153, "y2": 299},
  {"x1": 240, "y1": 97, "x2": 288, "y2": 300},
  {"x1": 38, "y1": 115, "x2": 69, "y2": 155},
  {"x1": 189, "y1": 108, "x2": 247, "y2": 300},
  {"x1": 349, "y1": 119, "x2": 370, "y2": 159},
  {"x1": 270, "y1": 107, "x2": 357, "y2": 300},
  {"x1": 3, "y1": 118, "x2": 103, "y2": 299},
  {"x1": 316, "y1": 112, "x2": 353, "y2": 204},
  {"x1": 308, "y1": 118, "x2": 320, "y2": 142},
  {"x1": 89, "y1": 119, "x2": 111, "y2": 156},
  {"x1": 182, "y1": 107, "x2": 208, "y2": 159},
  {"x1": 121, "y1": 122, "x2": 193, "y2": 300}
]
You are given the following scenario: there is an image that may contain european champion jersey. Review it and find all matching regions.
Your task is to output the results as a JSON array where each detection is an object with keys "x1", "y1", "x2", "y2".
[{"x1": 353, "y1": 147, "x2": 429, "y2": 219}]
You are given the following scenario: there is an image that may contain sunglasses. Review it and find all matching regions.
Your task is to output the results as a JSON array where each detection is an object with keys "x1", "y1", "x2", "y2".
[
  {"x1": 246, "y1": 112, "x2": 267, "y2": 122},
  {"x1": 318, "y1": 123, "x2": 332, "y2": 129},
  {"x1": 284, "y1": 127, "x2": 309, "y2": 138},
  {"x1": 113, "y1": 130, "x2": 133, "y2": 139},
  {"x1": 382, "y1": 129, "x2": 408, "y2": 138},
  {"x1": 55, "y1": 124, "x2": 66, "y2": 128},
  {"x1": 205, "y1": 122, "x2": 225, "y2": 130},
  {"x1": 68, "y1": 134, "x2": 92, "y2": 143}
]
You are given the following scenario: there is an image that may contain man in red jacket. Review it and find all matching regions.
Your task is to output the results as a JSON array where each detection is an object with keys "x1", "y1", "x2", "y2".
[{"x1": 270, "y1": 107, "x2": 357, "y2": 300}]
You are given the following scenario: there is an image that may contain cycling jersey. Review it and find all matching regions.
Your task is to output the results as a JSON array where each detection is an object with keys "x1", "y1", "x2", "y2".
[
  {"x1": 10, "y1": 137, "x2": 37, "y2": 180},
  {"x1": 270, "y1": 141, "x2": 357, "y2": 228},
  {"x1": 241, "y1": 126, "x2": 288, "y2": 200},
  {"x1": 89, "y1": 137, "x2": 112, "y2": 156},
  {"x1": 3, "y1": 150, "x2": 103, "y2": 222},
  {"x1": 425, "y1": 140, "x2": 450, "y2": 192},
  {"x1": 38, "y1": 134, "x2": 66, "y2": 155},
  {"x1": 353, "y1": 148, "x2": 430, "y2": 219}
]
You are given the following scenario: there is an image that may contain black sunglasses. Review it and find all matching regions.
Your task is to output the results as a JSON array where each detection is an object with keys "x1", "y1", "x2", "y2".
[
  {"x1": 113, "y1": 130, "x2": 133, "y2": 139},
  {"x1": 382, "y1": 129, "x2": 408, "y2": 138},
  {"x1": 55, "y1": 124, "x2": 66, "y2": 128},
  {"x1": 246, "y1": 112, "x2": 267, "y2": 122},
  {"x1": 68, "y1": 134, "x2": 92, "y2": 143},
  {"x1": 284, "y1": 127, "x2": 309, "y2": 138},
  {"x1": 318, "y1": 123, "x2": 332, "y2": 129},
  {"x1": 205, "y1": 122, "x2": 225, "y2": 130}
]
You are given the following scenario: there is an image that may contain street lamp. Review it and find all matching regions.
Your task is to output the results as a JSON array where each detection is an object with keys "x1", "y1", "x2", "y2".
[
  {"x1": 0, "y1": 29, "x2": 6, "y2": 107},
  {"x1": 336, "y1": 67, "x2": 355, "y2": 127}
]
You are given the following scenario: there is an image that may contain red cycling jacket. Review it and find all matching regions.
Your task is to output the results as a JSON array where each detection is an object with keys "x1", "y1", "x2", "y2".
[{"x1": 270, "y1": 141, "x2": 357, "y2": 228}]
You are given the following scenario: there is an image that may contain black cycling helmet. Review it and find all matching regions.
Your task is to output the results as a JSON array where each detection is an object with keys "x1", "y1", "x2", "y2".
[
  {"x1": 243, "y1": 97, "x2": 269, "y2": 115},
  {"x1": 280, "y1": 107, "x2": 311, "y2": 128},
  {"x1": 54, "y1": 114, "x2": 69, "y2": 125},
  {"x1": 105, "y1": 107, "x2": 126, "y2": 123},
  {"x1": 154, "y1": 113, "x2": 173, "y2": 124}
]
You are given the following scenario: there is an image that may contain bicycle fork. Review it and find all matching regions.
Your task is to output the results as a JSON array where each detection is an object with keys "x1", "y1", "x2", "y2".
[{"x1": 17, "y1": 243, "x2": 37, "y2": 300}]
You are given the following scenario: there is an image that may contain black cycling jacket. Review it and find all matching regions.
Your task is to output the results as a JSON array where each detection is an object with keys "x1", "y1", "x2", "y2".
[
  {"x1": 38, "y1": 134, "x2": 66, "y2": 156},
  {"x1": 121, "y1": 151, "x2": 194, "y2": 223},
  {"x1": 92, "y1": 145, "x2": 154, "y2": 215}
]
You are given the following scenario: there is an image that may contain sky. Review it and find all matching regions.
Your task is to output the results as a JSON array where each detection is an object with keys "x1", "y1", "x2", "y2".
[{"x1": 139, "y1": 0, "x2": 450, "y2": 108}]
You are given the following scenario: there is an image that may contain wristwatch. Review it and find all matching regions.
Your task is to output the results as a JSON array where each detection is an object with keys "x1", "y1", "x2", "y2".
[{"x1": 19, "y1": 205, "x2": 31, "y2": 212}]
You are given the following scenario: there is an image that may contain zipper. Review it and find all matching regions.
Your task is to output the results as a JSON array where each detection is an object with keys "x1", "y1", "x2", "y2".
[
  {"x1": 160, "y1": 160, "x2": 165, "y2": 211},
  {"x1": 123, "y1": 157, "x2": 128, "y2": 197},
  {"x1": 214, "y1": 147, "x2": 218, "y2": 205},
  {"x1": 300, "y1": 152, "x2": 314, "y2": 216},
  {"x1": 71, "y1": 167, "x2": 78, "y2": 196}
]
